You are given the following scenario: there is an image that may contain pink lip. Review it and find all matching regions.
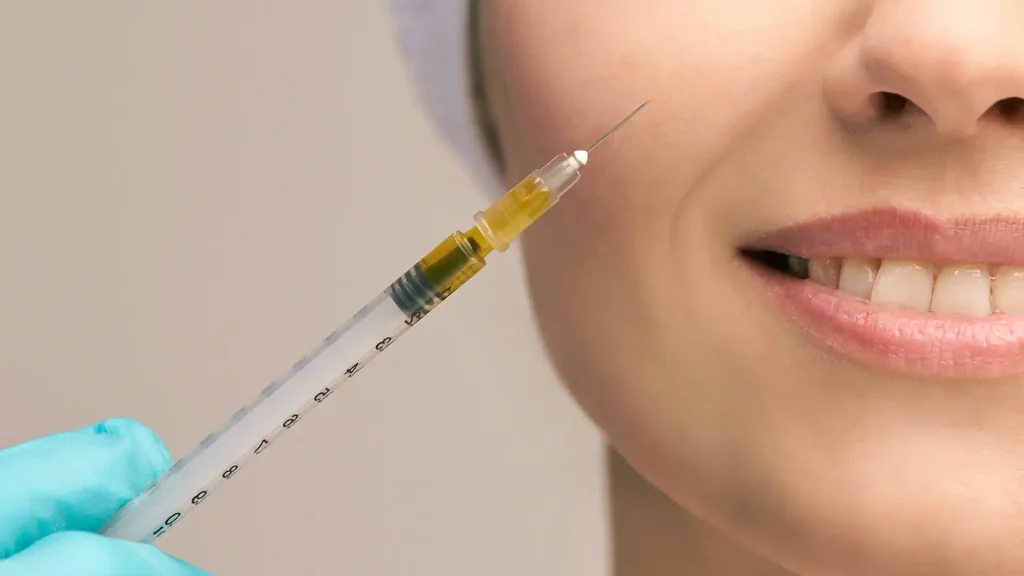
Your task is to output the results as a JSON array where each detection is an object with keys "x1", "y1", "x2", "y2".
[
  {"x1": 747, "y1": 208, "x2": 1024, "y2": 378},
  {"x1": 748, "y1": 207, "x2": 1024, "y2": 265}
]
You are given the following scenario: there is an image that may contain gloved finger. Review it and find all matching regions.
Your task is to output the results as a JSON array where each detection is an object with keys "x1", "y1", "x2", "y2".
[
  {"x1": 0, "y1": 531, "x2": 211, "y2": 576},
  {"x1": 0, "y1": 418, "x2": 172, "y2": 559}
]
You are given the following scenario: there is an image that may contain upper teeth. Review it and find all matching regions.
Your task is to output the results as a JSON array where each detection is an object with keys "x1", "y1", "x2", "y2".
[{"x1": 794, "y1": 257, "x2": 1024, "y2": 316}]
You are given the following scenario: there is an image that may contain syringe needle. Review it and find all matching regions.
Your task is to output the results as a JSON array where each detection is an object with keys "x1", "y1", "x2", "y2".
[{"x1": 587, "y1": 101, "x2": 650, "y2": 153}]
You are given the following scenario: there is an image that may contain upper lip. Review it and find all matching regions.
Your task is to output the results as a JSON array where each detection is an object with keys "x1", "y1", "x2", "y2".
[{"x1": 746, "y1": 207, "x2": 1024, "y2": 265}]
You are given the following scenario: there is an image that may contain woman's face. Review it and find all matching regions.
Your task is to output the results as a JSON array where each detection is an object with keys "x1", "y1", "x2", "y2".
[{"x1": 479, "y1": 2, "x2": 1024, "y2": 574}]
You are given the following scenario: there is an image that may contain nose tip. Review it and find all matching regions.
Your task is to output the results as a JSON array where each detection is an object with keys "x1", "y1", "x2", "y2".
[{"x1": 824, "y1": 4, "x2": 1024, "y2": 136}]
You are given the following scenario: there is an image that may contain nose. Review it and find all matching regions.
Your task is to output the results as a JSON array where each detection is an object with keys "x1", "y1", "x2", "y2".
[{"x1": 825, "y1": 1, "x2": 1024, "y2": 137}]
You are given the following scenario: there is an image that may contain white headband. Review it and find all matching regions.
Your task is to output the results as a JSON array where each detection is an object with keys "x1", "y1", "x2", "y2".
[{"x1": 386, "y1": 0, "x2": 502, "y2": 196}]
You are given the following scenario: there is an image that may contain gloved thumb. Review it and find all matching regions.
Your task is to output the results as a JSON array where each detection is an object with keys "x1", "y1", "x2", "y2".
[
  {"x1": 0, "y1": 418, "x2": 172, "y2": 559},
  {"x1": 0, "y1": 531, "x2": 211, "y2": 575}
]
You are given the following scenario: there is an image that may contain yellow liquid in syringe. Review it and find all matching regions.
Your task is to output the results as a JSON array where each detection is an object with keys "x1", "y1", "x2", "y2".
[{"x1": 410, "y1": 174, "x2": 556, "y2": 302}]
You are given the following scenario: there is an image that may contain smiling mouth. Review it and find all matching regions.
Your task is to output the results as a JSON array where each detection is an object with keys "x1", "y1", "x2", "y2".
[
  {"x1": 741, "y1": 250, "x2": 1024, "y2": 317},
  {"x1": 739, "y1": 208, "x2": 1024, "y2": 378}
]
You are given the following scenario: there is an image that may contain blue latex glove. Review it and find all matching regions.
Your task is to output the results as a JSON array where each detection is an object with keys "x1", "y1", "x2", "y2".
[{"x1": 0, "y1": 419, "x2": 211, "y2": 575}]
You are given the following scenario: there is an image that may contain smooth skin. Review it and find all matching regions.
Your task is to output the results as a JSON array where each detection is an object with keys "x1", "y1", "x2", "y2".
[
  {"x1": 0, "y1": 419, "x2": 210, "y2": 575},
  {"x1": 476, "y1": 2, "x2": 1024, "y2": 575}
]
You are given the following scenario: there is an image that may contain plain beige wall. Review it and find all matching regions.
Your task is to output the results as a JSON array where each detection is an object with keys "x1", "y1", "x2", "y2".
[{"x1": 0, "y1": 3, "x2": 610, "y2": 574}]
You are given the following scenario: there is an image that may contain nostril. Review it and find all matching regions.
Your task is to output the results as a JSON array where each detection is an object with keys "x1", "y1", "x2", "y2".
[
  {"x1": 874, "y1": 92, "x2": 912, "y2": 119},
  {"x1": 994, "y1": 97, "x2": 1024, "y2": 120}
]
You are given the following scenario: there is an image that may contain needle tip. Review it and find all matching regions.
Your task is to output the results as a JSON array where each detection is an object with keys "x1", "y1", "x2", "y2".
[{"x1": 586, "y1": 101, "x2": 651, "y2": 153}]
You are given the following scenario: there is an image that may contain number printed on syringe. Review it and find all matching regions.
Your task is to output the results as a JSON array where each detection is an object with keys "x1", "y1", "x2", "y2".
[{"x1": 142, "y1": 313, "x2": 413, "y2": 543}]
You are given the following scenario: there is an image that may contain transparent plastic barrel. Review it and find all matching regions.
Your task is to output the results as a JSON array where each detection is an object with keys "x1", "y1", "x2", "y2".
[{"x1": 101, "y1": 284, "x2": 424, "y2": 542}]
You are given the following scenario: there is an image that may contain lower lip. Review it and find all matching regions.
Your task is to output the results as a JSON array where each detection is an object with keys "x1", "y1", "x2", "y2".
[{"x1": 748, "y1": 264, "x2": 1024, "y2": 378}]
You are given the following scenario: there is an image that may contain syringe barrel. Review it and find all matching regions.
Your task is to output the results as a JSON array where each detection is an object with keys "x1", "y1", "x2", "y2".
[
  {"x1": 97, "y1": 144, "x2": 600, "y2": 543},
  {"x1": 100, "y1": 289, "x2": 417, "y2": 543},
  {"x1": 99, "y1": 232, "x2": 489, "y2": 543}
]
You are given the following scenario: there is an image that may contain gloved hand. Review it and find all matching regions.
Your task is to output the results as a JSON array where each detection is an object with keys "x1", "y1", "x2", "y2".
[{"x1": 0, "y1": 418, "x2": 211, "y2": 575}]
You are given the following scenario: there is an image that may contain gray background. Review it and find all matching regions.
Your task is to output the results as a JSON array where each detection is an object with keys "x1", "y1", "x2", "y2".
[{"x1": 0, "y1": 3, "x2": 609, "y2": 574}]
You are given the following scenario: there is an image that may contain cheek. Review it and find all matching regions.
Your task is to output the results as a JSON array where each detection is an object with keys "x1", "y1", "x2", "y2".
[
  {"x1": 489, "y1": 1, "x2": 864, "y2": 448},
  {"x1": 487, "y1": 2, "x2": 866, "y2": 312},
  {"x1": 489, "y1": 1, "x2": 856, "y2": 207}
]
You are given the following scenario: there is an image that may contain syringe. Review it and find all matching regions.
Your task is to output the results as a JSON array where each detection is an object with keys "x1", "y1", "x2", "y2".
[{"x1": 99, "y1": 102, "x2": 649, "y2": 543}]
